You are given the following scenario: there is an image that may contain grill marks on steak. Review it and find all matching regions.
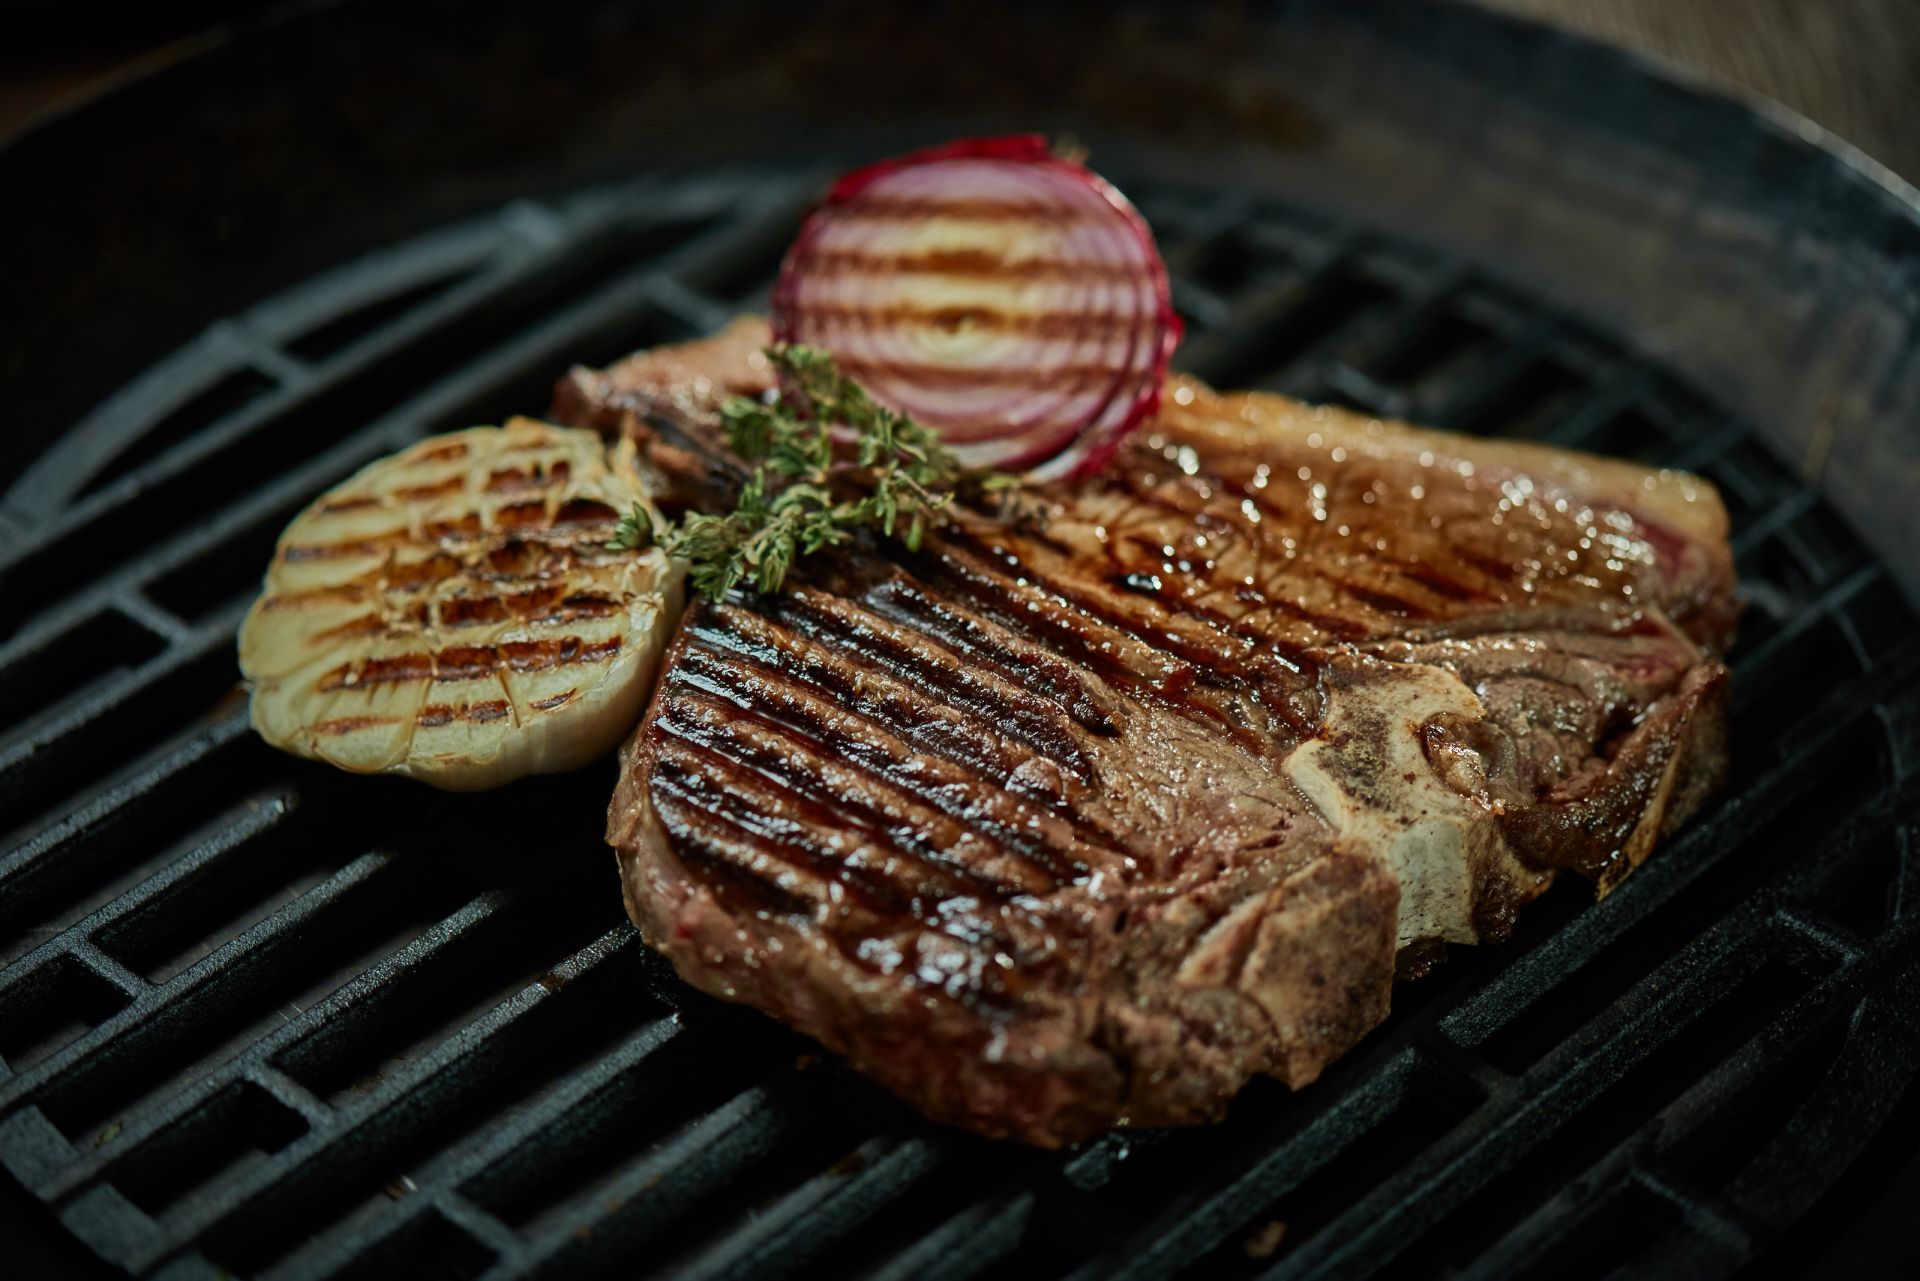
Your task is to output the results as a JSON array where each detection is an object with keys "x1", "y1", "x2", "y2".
[{"x1": 571, "y1": 319, "x2": 1736, "y2": 1146}]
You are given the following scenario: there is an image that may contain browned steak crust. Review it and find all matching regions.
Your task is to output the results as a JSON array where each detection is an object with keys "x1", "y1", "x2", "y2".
[{"x1": 565, "y1": 319, "x2": 1736, "y2": 1147}]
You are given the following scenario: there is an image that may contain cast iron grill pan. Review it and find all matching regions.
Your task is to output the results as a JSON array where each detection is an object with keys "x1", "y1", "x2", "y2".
[
  {"x1": 2, "y1": 4, "x2": 1919, "y2": 1277},
  {"x1": 0, "y1": 169, "x2": 1915, "y2": 1281}
]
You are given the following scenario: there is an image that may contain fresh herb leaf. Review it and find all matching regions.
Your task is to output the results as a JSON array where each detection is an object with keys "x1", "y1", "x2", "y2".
[
  {"x1": 607, "y1": 502, "x2": 655, "y2": 552},
  {"x1": 616, "y1": 345, "x2": 1012, "y2": 600}
]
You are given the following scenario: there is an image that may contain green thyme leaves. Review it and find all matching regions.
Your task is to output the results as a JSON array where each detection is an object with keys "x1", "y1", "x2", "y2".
[{"x1": 608, "y1": 344, "x2": 1007, "y2": 601}]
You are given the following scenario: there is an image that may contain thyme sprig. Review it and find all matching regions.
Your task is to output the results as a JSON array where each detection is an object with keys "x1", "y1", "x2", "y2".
[{"x1": 609, "y1": 344, "x2": 1015, "y2": 601}]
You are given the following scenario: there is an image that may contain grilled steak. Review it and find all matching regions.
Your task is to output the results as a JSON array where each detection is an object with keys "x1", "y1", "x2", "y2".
[{"x1": 557, "y1": 319, "x2": 1736, "y2": 1146}]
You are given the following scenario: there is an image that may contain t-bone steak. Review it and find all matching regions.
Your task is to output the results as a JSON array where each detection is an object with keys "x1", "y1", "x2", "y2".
[{"x1": 555, "y1": 318, "x2": 1736, "y2": 1147}]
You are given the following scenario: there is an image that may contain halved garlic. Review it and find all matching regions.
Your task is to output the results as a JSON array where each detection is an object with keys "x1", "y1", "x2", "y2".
[{"x1": 239, "y1": 418, "x2": 682, "y2": 790}]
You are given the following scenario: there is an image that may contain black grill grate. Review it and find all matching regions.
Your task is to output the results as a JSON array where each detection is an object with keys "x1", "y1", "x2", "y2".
[{"x1": 1, "y1": 170, "x2": 1916, "y2": 1281}]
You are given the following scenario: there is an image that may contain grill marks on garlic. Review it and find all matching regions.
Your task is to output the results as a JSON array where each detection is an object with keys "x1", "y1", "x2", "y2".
[{"x1": 239, "y1": 419, "x2": 683, "y2": 790}]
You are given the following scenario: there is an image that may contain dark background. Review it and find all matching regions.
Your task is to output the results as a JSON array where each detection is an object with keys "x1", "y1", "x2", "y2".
[
  {"x1": 3, "y1": 2, "x2": 1918, "y2": 1277},
  {"x1": 8, "y1": 0, "x2": 1920, "y2": 187}
]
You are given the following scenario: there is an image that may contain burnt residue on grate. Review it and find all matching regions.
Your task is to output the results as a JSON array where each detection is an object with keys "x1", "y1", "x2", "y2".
[{"x1": 0, "y1": 172, "x2": 1916, "y2": 1281}]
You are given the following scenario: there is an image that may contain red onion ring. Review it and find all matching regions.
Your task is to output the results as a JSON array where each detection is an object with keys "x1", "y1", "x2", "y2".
[{"x1": 771, "y1": 136, "x2": 1182, "y2": 477}]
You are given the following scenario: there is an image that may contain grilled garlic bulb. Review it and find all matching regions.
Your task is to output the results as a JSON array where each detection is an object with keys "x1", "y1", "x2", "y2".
[{"x1": 239, "y1": 418, "x2": 682, "y2": 790}]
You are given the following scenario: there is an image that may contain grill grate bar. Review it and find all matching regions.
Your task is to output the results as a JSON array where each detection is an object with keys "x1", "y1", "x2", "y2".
[
  {"x1": 1730, "y1": 566, "x2": 1886, "y2": 708},
  {"x1": 865, "y1": 1189, "x2": 1037, "y2": 1281},
  {"x1": 4, "y1": 329, "x2": 292, "y2": 525},
  {"x1": 1729, "y1": 487, "x2": 1824, "y2": 560},
  {"x1": 1423, "y1": 326, "x2": 1561, "y2": 433},
  {"x1": 1171, "y1": 240, "x2": 1369, "y2": 390},
  {"x1": 1774, "y1": 904, "x2": 1873, "y2": 959},
  {"x1": 242, "y1": 1064, "x2": 335, "y2": 1135},
  {"x1": 1712, "y1": 969, "x2": 1920, "y2": 1224},
  {"x1": 1087, "y1": 1054, "x2": 1439, "y2": 1281},
  {"x1": 63, "y1": 942, "x2": 151, "y2": 1003},
  {"x1": 1634, "y1": 1167, "x2": 1755, "y2": 1262},
  {"x1": 441, "y1": 1192, "x2": 525, "y2": 1273},
  {"x1": 1533, "y1": 367, "x2": 1662, "y2": 448},
  {"x1": 0, "y1": 633, "x2": 235, "y2": 806},
  {"x1": 8, "y1": 781, "x2": 300, "y2": 991},
  {"x1": 1456, "y1": 1163, "x2": 1746, "y2": 1281},
  {"x1": 508, "y1": 1081, "x2": 804, "y2": 1277},
  {"x1": 0, "y1": 714, "x2": 256, "y2": 960},
  {"x1": 674, "y1": 1133, "x2": 952, "y2": 1281},
  {"x1": 114, "y1": 591, "x2": 196, "y2": 649},
  {"x1": 1667, "y1": 417, "x2": 1752, "y2": 475},
  {"x1": 261, "y1": 1001, "x2": 685, "y2": 1281},
  {"x1": 1336, "y1": 265, "x2": 1478, "y2": 382}
]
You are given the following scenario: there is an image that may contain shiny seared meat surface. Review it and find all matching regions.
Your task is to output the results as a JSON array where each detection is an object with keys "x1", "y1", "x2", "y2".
[{"x1": 555, "y1": 319, "x2": 1735, "y2": 1147}]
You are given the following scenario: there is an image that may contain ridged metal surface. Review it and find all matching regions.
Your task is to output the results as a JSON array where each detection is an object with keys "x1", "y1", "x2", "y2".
[{"x1": 1, "y1": 170, "x2": 1916, "y2": 1280}]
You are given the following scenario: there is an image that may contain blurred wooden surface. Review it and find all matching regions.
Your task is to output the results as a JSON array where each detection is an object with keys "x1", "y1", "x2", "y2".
[
  {"x1": 1479, "y1": 0, "x2": 1920, "y2": 182},
  {"x1": 3, "y1": 2, "x2": 1918, "y2": 185}
]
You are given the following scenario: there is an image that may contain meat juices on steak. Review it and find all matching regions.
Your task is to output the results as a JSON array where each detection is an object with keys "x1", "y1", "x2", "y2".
[{"x1": 556, "y1": 319, "x2": 1736, "y2": 1147}]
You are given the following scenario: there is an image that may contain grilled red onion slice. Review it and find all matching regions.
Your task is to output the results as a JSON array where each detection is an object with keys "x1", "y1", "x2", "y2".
[{"x1": 771, "y1": 136, "x2": 1182, "y2": 477}]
